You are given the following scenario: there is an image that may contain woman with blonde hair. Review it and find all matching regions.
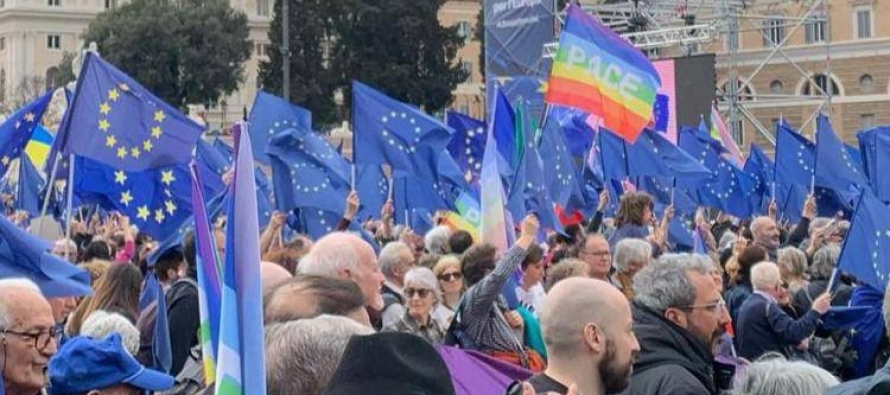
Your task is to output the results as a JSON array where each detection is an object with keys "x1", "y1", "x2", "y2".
[
  {"x1": 432, "y1": 255, "x2": 464, "y2": 326},
  {"x1": 66, "y1": 262, "x2": 142, "y2": 336}
]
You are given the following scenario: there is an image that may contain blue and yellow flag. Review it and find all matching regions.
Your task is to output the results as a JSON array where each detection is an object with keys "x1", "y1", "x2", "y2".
[
  {"x1": 55, "y1": 52, "x2": 203, "y2": 171},
  {"x1": 0, "y1": 92, "x2": 52, "y2": 177},
  {"x1": 24, "y1": 124, "x2": 53, "y2": 170}
]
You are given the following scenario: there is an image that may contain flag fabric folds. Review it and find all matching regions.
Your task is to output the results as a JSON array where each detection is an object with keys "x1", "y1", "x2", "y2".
[
  {"x1": 24, "y1": 124, "x2": 54, "y2": 170},
  {"x1": 545, "y1": 4, "x2": 661, "y2": 142},
  {"x1": 355, "y1": 165, "x2": 389, "y2": 221},
  {"x1": 539, "y1": 113, "x2": 578, "y2": 207},
  {"x1": 0, "y1": 92, "x2": 52, "y2": 177},
  {"x1": 352, "y1": 81, "x2": 453, "y2": 182},
  {"x1": 598, "y1": 128, "x2": 711, "y2": 182},
  {"x1": 814, "y1": 114, "x2": 868, "y2": 193},
  {"x1": 678, "y1": 126, "x2": 756, "y2": 218},
  {"x1": 709, "y1": 106, "x2": 744, "y2": 166},
  {"x1": 215, "y1": 123, "x2": 266, "y2": 395},
  {"x1": 247, "y1": 91, "x2": 312, "y2": 164},
  {"x1": 138, "y1": 272, "x2": 172, "y2": 374},
  {"x1": 15, "y1": 157, "x2": 45, "y2": 216},
  {"x1": 445, "y1": 110, "x2": 486, "y2": 181},
  {"x1": 774, "y1": 121, "x2": 814, "y2": 223},
  {"x1": 858, "y1": 127, "x2": 890, "y2": 203},
  {"x1": 744, "y1": 144, "x2": 775, "y2": 214},
  {"x1": 836, "y1": 191, "x2": 890, "y2": 291},
  {"x1": 480, "y1": 111, "x2": 514, "y2": 254},
  {"x1": 55, "y1": 52, "x2": 203, "y2": 171}
]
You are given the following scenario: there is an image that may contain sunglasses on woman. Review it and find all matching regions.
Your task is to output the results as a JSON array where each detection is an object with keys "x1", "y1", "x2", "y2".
[
  {"x1": 404, "y1": 288, "x2": 433, "y2": 298},
  {"x1": 437, "y1": 272, "x2": 463, "y2": 282}
]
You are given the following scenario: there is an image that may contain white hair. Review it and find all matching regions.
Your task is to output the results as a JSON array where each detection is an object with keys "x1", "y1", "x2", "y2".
[
  {"x1": 751, "y1": 261, "x2": 782, "y2": 292},
  {"x1": 81, "y1": 310, "x2": 140, "y2": 355},
  {"x1": 613, "y1": 238, "x2": 652, "y2": 272},
  {"x1": 0, "y1": 278, "x2": 43, "y2": 330},
  {"x1": 732, "y1": 356, "x2": 839, "y2": 395},
  {"x1": 265, "y1": 315, "x2": 373, "y2": 395},
  {"x1": 424, "y1": 226, "x2": 452, "y2": 255},
  {"x1": 403, "y1": 267, "x2": 441, "y2": 304},
  {"x1": 378, "y1": 241, "x2": 412, "y2": 279},
  {"x1": 298, "y1": 232, "x2": 361, "y2": 277}
]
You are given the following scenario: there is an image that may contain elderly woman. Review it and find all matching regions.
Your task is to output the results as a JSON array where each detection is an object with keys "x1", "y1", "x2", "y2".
[
  {"x1": 731, "y1": 356, "x2": 839, "y2": 395},
  {"x1": 777, "y1": 247, "x2": 809, "y2": 295},
  {"x1": 610, "y1": 238, "x2": 652, "y2": 300},
  {"x1": 382, "y1": 267, "x2": 447, "y2": 345},
  {"x1": 432, "y1": 255, "x2": 464, "y2": 326},
  {"x1": 792, "y1": 244, "x2": 852, "y2": 314}
]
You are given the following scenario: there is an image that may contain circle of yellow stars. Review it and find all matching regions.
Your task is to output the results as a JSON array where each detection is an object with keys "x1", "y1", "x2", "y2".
[
  {"x1": 98, "y1": 83, "x2": 164, "y2": 160},
  {"x1": 113, "y1": 168, "x2": 179, "y2": 225}
]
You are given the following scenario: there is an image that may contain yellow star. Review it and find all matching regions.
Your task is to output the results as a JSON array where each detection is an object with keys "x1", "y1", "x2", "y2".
[
  {"x1": 119, "y1": 83, "x2": 130, "y2": 91},
  {"x1": 154, "y1": 110, "x2": 165, "y2": 122},
  {"x1": 131, "y1": 147, "x2": 141, "y2": 159},
  {"x1": 154, "y1": 209, "x2": 165, "y2": 224},
  {"x1": 161, "y1": 170, "x2": 175, "y2": 185},
  {"x1": 151, "y1": 126, "x2": 162, "y2": 139},
  {"x1": 105, "y1": 135, "x2": 117, "y2": 147},
  {"x1": 164, "y1": 200, "x2": 177, "y2": 215},
  {"x1": 114, "y1": 170, "x2": 127, "y2": 185},
  {"x1": 23, "y1": 112, "x2": 35, "y2": 122},
  {"x1": 108, "y1": 88, "x2": 120, "y2": 101},
  {"x1": 117, "y1": 146, "x2": 127, "y2": 159},
  {"x1": 1, "y1": 156, "x2": 9, "y2": 166},
  {"x1": 119, "y1": 190, "x2": 133, "y2": 206},
  {"x1": 99, "y1": 102, "x2": 111, "y2": 115},
  {"x1": 98, "y1": 119, "x2": 111, "y2": 132},
  {"x1": 143, "y1": 139, "x2": 154, "y2": 152},
  {"x1": 136, "y1": 205, "x2": 150, "y2": 221}
]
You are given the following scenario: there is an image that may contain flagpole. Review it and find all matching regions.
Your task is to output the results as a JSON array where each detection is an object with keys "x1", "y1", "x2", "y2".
[
  {"x1": 351, "y1": 164, "x2": 356, "y2": 192},
  {"x1": 63, "y1": 153, "x2": 75, "y2": 261},
  {"x1": 387, "y1": 176, "x2": 394, "y2": 202},
  {"x1": 35, "y1": 151, "x2": 62, "y2": 235}
]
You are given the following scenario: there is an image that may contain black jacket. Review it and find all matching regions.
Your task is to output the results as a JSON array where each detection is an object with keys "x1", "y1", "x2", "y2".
[
  {"x1": 623, "y1": 301, "x2": 717, "y2": 395},
  {"x1": 736, "y1": 293, "x2": 821, "y2": 361},
  {"x1": 166, "y1": 278, "x2": 199, "y2": 376}
]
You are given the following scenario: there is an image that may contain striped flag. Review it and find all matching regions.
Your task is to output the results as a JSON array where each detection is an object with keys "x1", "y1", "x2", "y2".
[
  {"x1": 709, "y1": 106, "x2": 744, "y2": 166},
  {"x1": 214, "y1": 122, "x2": 266, "y2": 395},
  {"x1": 189, "y1": 161, "x2": 223, "y2": 385},
  {"x1": 24, "y1": 124, "x2": 53, "y2": 170},
  {"x1": 481, "y1": 88, "x2": 515, "y2": 254}
]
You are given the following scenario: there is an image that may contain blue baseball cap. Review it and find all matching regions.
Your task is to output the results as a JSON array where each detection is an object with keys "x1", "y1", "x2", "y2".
[{"x1": 48, "y1": 334, "x2": 175, "y2": 395}]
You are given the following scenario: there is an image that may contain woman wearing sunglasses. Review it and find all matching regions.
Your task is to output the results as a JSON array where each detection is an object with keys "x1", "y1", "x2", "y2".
[
  {"x1": 383, "y1": 267, "x2": 447, "y2": 345},
  {"x1": 432, "y1": 255, "x2": 465, "y2": 326}
]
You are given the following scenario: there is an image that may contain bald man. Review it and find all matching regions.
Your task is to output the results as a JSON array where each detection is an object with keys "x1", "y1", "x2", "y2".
[
  {"x1": 298, "y1": 232, "x2": 385, "y2": 311},
  {"x1": 264, "y1": 275, "x2": 371, "y2": 327},
  {"x1": 527, "y1": 278, "x2": 639, "y2": 395},
  {"x1": 261, "y1": 261, "x2": 293, "y2": 297},
  {"x1": 0, "y1": 279, "x2": 59, "y2": 395},
  {"x1": 736, "y1": 261, "x2": 831, "y2": 361},
  {"x1": 750, "y1": 216, "x2": 781, "y2": 260}
]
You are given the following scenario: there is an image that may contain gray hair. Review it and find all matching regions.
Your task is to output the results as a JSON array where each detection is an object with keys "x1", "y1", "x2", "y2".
[
  {"x1": 0, "y1": 278, "x2": 42, "y2": 330},
  {"x1": 265, "y1": 315, "x2": 373, "y2": 395},
  {"x1": 298, "y1": 232, "x2": 361, "y2": 277},
  {"x1": 378, "y1": 241, "x2": 412, "y2": 279},
  {"x1": 545, "y1": 259, "x2": 589, "y2": 292},
  {"x1": 633, "y1": 254, "x2": 713, "y2": 311},
  {"x1": 81, "y1": 310, "x2": 140, "y2": 355},
  {"x1": 809, "y1": 244, "x2": 840, "y2": 281},
  {"x1": 751, "y1": 262, "x2": 781, "y2": 292},
  {"x1": 424, "y1": 226, "x2": 452, "y2": 255},
  {"x1": 613, "y1": 238, "x2": 652, "y2": 273},
  {"x1": 719, "y1": 232, "x2": 738, "y2": 251},
  {"x1": 750, "y1": 217, "x2": 774, "y2": 236},
  {"x1": 731, "y1": 356, "x2": 839, "y2": 395},
  {"x1": 403, "y1": 267, "x2": 441, "y2": 304},
  {"x1": 777, "y1": 247, "x2": 808, "y2": 279},
  {"x1": 808, "y1": 217, "x2": 832, "y2": 235}
]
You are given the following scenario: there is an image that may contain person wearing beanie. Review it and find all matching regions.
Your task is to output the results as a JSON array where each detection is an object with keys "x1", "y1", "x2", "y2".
[{"x1": 48, "y1": 333, "x2": 174, "y2": 395}]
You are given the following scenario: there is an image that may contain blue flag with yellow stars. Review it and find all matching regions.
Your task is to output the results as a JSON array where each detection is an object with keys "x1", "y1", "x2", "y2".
[
  {"x1": 837, "y1": 190, "x2": 890, "y2": 291},
  {"x1": 72, "y1": 156, "x2": 193, "y2": 241},
  {"x1": 247, "y1": 91, "x2": 312, "y2": 165},
  {"x1": 55, "y1": 52, "x2": 203, "y2": 171},
  {"x1": 0, "y1": 91, "x2": 52, "y2": 177}
]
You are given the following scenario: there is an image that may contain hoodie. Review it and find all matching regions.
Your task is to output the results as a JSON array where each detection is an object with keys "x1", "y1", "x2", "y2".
[{"x1": 623, "y1": 301, "x2": 717, "y2": 395}]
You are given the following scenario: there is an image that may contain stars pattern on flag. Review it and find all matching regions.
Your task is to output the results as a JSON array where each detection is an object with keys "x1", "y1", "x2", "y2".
[
  {"x1": 95, "y1": 83, "x2": 167, "y2": 163},
  {"x1": 380, "y1": 111, "x2": 423, "y2": 154},
  {"x1": 872, "y1": 228, "x2": 890, "y2": 283},
  {"x1": 266, "y1": 119, "x2": 302, "y2": 137}
]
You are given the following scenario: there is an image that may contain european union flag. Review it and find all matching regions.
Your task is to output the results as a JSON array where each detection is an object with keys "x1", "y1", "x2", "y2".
[
  {"x1": 15, "y1": 157, "x2": 45, "y2": 216},
  {"x1": 355, "y1": 165, "x2": 389, "y2": 221},
  {"x1": 491, "y1": 90, "x2": 519, "y2": 168},
  {"x1": 506, "y1": 123, "x2": 561, "y2": 233},
  {"x1": 836, "y1": 191, "x2": 890, "y2": 291},
  {"x1": 247, "y1": 91, "x2": 312, "y2": 164},
  {"x1": 539, "y1": 113, "x2": 577, "y2": 207},
  {"x1": 266, "y1": 128, "x2": 351, "y2": 215},
  {"x1": 56, "y1": 52, "x2": 203, "y2": 171},
  {"x1": 0, "y1": 92, "x2": 52, "y2": 177},
  {"x1": 352, "y1": 81, "x2": 452, "y2": 182},
  {"x1": 213, "y1": 137, "x2": 235, "y2": 163},
  {"x1": 598, "y1": 128, "x2": 711, "y2": 182},
  {"x1": 445, "y1": 110, "x2": 486, "y2": 181},
  {"x1": 139, "y1": 272, "x2": 172, "y2": 374},
  {"x1": 857, "y1": 127, "x2": 890, "y2": 203},
  {"x1": 775, "y1": 120, "x2": 814, "y2": 188},
  {"x1": 636, "y1": 176, "x2": 696, "y2": 216},
  {"x1": 815, "y1": 115, "x2": 868, "y2": 193},
  {"x1": 744, "y1": 144, "x2": 774, "y2": 214},
  {"x1": 72, "y1": 156, "x2": 194, "y2": 241},
  {"x1": 550, "y1": 106, "x2": 595, "y2": 158},
  {"x1": 678, "y1": 126, "x2": 757, "y2": 218}
]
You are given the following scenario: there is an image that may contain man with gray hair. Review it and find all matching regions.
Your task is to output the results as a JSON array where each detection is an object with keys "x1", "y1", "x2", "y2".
[
  {"x1": 733, "y1": 356, "x2": 838, "y2": 395},
  {"x1": 0, "y1": 278, "x2": 59, "y2": 395},
  {"x1": 378, "y1": 241, "x2": 416, "y2": 328},
  {"x1": 736, "y1": 261, "x2": 830, "y2": 361},
  {"x1": 265, "y1": 314, "x2": 373, "y2": 395},
  {"x1": 298, "y1": 232, "x2": 385, "y2": 311},
  {"x1": 525, "y1": 278, "x2": 639, "y2": 395},
  {"x1": 424, "y1": 225, "x2": 452, "y2": 255},
  {"x1": 625, "y1": 254, "x2": 730, "y2": 395},
  {"x1": 610, "y1": 238, "x2": 651, "y2": 300}
]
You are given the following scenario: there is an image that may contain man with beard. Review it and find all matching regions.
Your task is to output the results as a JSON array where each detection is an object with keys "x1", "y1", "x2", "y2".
[
  {"x1": 624, "y1": 254, "x2": 730, "y2": 395},
  {"x1": 525, "y1": 277, "x2": 639, "y2": 395}
]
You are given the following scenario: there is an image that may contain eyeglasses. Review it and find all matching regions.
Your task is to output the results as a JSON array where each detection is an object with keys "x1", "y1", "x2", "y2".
[
  {"x1": 438, "y1": 272, "x2": 463, "y2": 282},
  {"x1": 1, "y1": 326, "x2": 63, "y2": 351},
  {"x1": 676, "y1": 299, "x2": 727, "y2": 313},
  {"x1": 404, "y1": 288, "x2": 433, "y2": 298}
]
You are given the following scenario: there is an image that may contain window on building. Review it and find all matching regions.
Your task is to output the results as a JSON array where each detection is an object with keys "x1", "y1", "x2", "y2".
[
  {"x1": 762, "y1": 17, "x2": 784, "y2": 47},
  {"x1": 47, "y1": 0, "x2": 60, "y2": 6},
  {"x1": 861, "y1": 114, "x2": 876, "y2": 130},
  {"x1": 769, "y1": 80, "x2": 783, "y2": 95},
  {"x1": 256, "y1": 43, "x2": 268, "y2": 58},
  {"x1": 801, "y1": 74, "x2": 840, "y2": 96},
  {"x1": 860, "y1": 74, "x2": 874, "y2": 94},
  {"x1": 104, "y1": 0, "x2": 116, "y2": 9},
  {"x1": 257, "y1": 0, "x2": 269, "y2": 17},
  {"x1": 855, "y1": 7, "x2": 872, "y2": 39},
  {"x1": 461, "y1": 60, "x2": 472, "y2": 83},
  {"x1": 46, "y1": 35, "x2": 60, "y2": 49},
  {"x1": 805, "y1": 15, "x2": 826, "y2": 43},
  {"x1": 719, "y1": 80, "x2": 753, "y2": 102},
  {"x1": 0, "y1": 37, "x2": 5, "y2": 51},
  {"x1": 456, "y1": 21, "x2": 471, "y2": 39}
]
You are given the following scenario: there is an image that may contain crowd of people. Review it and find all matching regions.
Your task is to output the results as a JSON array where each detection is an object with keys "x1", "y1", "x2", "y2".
[{"x1": 1, "y1": 187, "x2": 889, "y2": 395}]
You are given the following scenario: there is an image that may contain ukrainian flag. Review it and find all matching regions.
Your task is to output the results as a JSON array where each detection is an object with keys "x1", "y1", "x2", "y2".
[{"x1": 24, "y1": 125, "x2": 53, "y2": 170}]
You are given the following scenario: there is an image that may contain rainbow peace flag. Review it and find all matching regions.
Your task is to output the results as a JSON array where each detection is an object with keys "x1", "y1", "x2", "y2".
[
  {"x1": 709, "y1": 105, "x2": 744, "y2": 166},
  {"x1": 443, "y1": 192, "x2": 481, "y2": 241},
  {"x1": 545, "y1": 4, "x2": 661, "y2": 142},
  {"x1": 24, "y1": 125, "x2": 53, "y2": 170}
]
